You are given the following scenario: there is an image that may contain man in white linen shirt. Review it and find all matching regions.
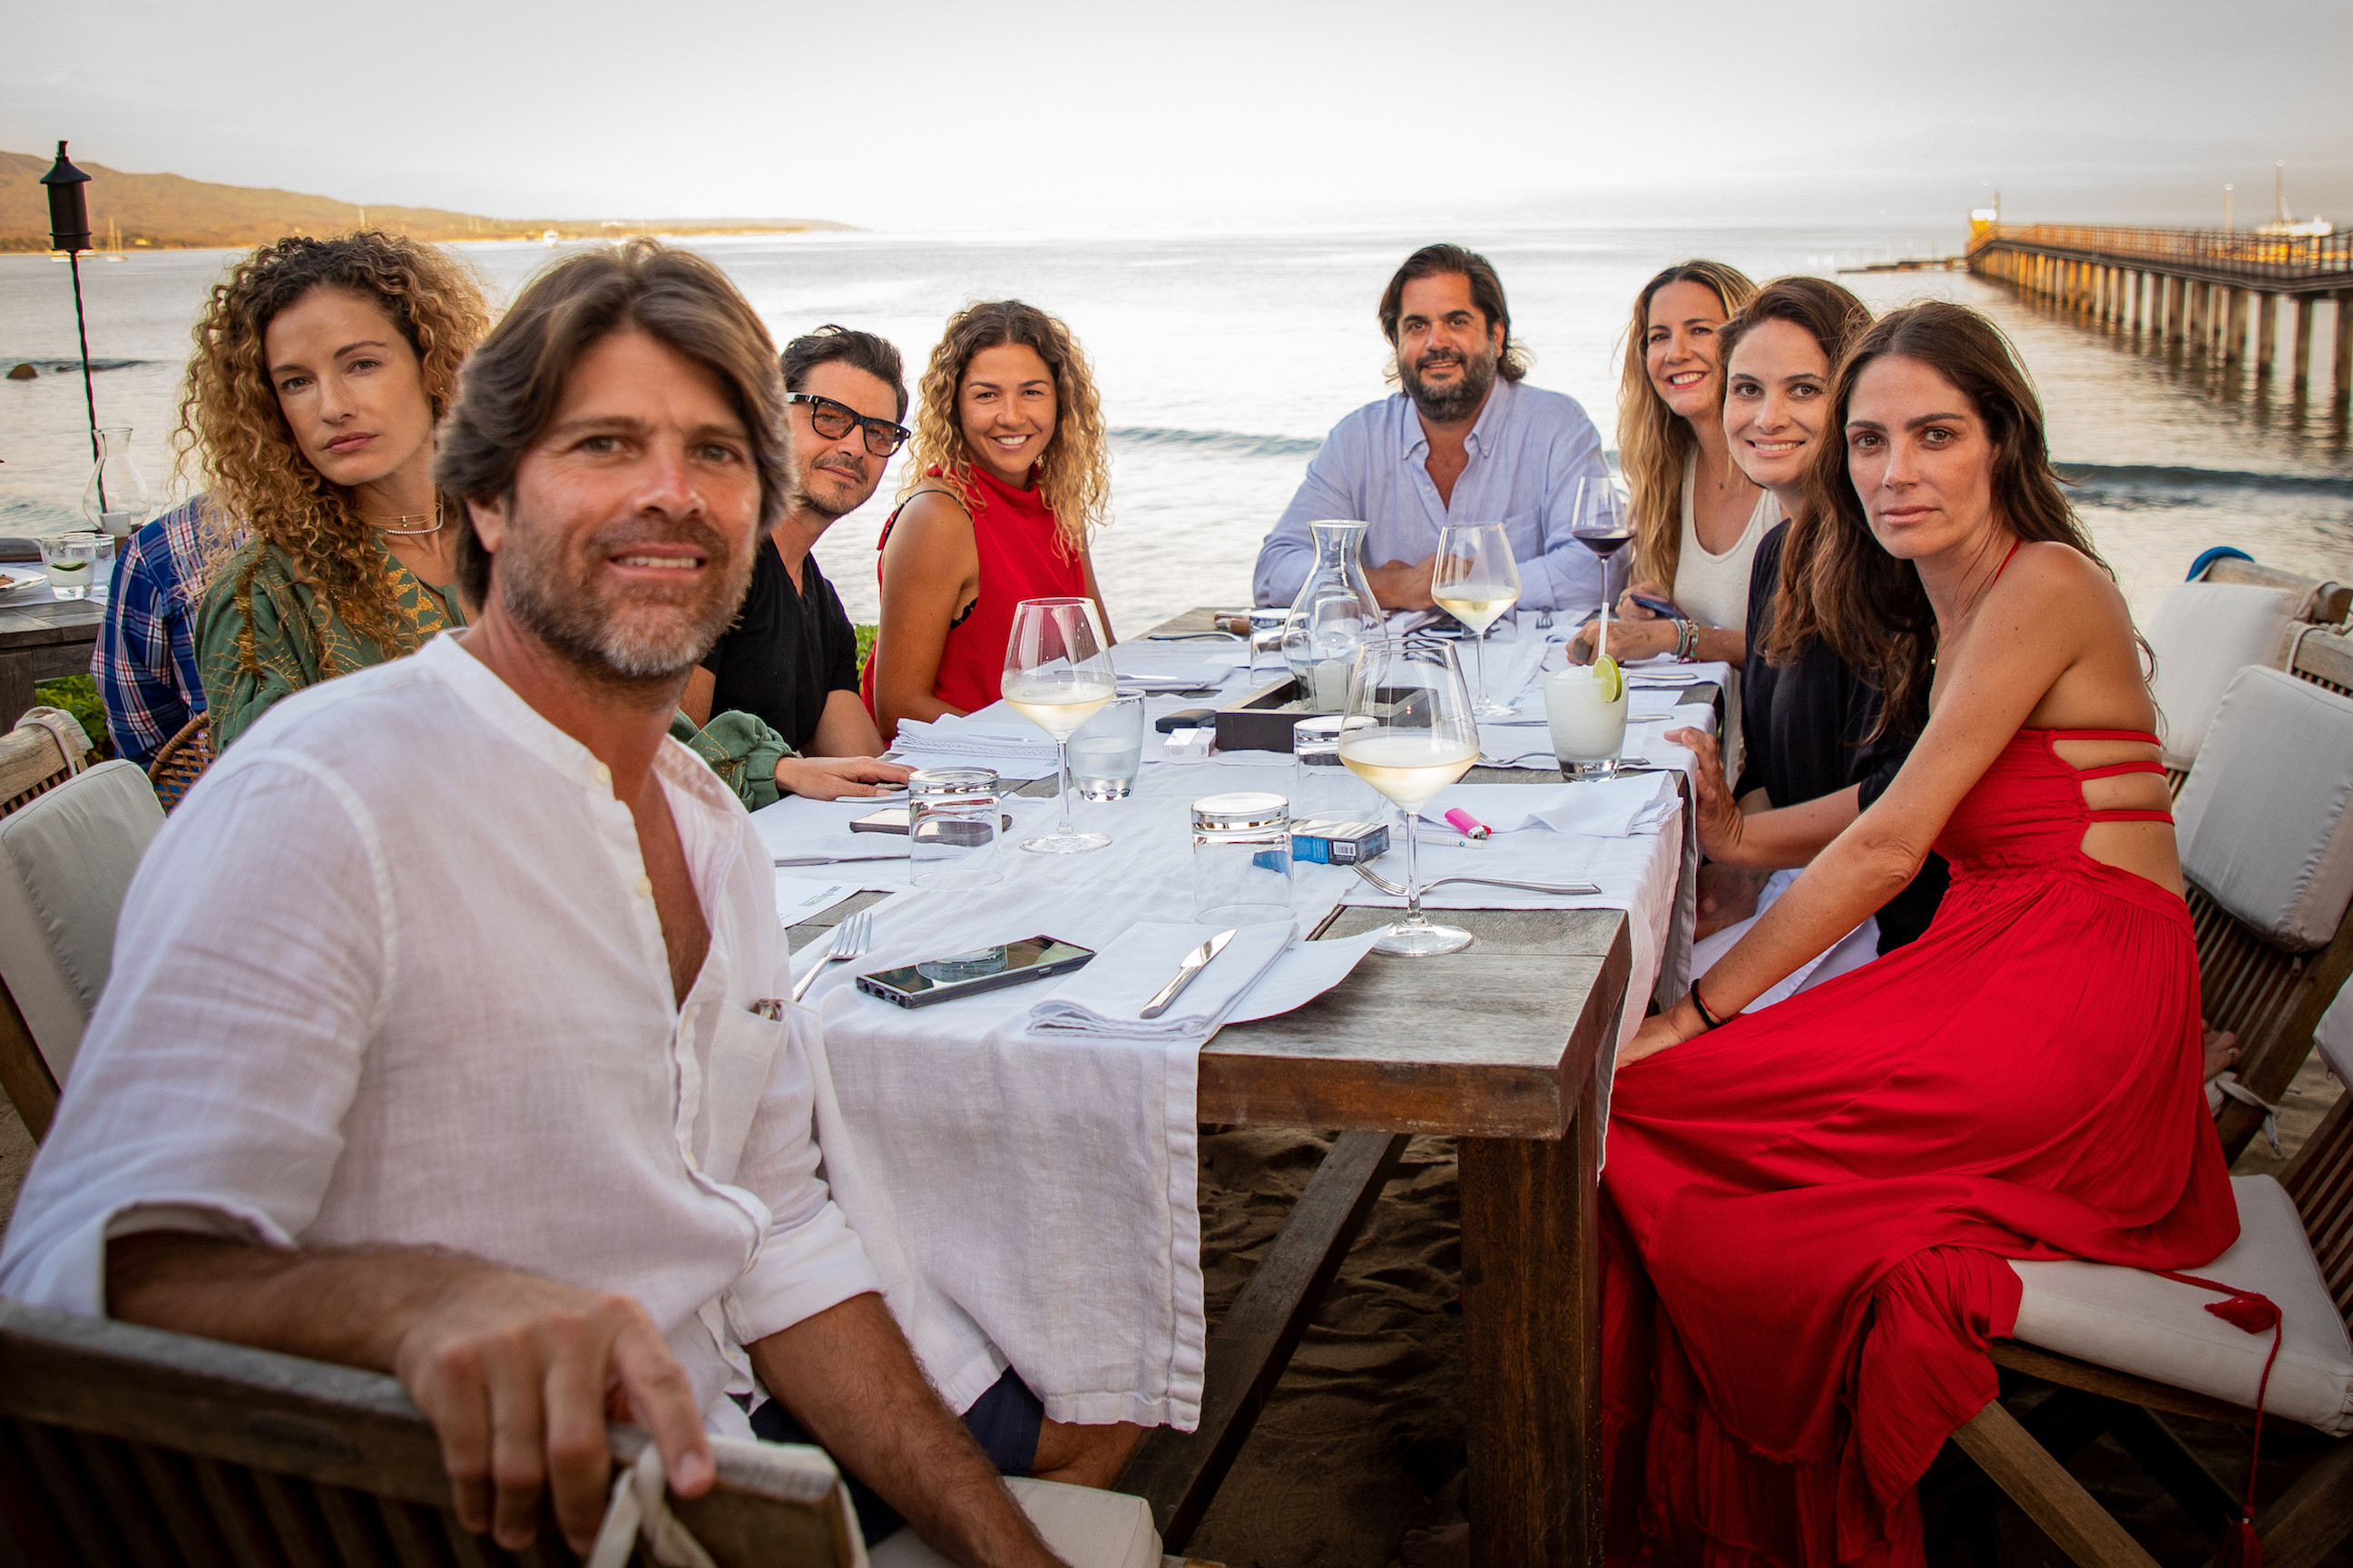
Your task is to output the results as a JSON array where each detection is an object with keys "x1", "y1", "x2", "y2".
[
  {"x1": 0, "y1": 241, "x2": 1078, "y2": 1568},
  {"x1": 1250, "y1": 242, "x2": 1616, "y2": 614}
]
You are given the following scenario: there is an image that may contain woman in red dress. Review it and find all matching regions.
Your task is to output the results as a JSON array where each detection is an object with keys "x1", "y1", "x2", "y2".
[
  {"x1": 1600, "y1": 301, "x2": 2238, "y2": 1567},
  {"x1": 861, "y1": 300, "x2": 1115, "y2": 740}
]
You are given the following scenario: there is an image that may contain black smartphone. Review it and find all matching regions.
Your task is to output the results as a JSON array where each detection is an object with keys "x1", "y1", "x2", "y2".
[
  {"x1": 1629, "y1": 593, "x2": 1685, "y2": 621},
  {"x1": 855, "y1": 936, "x2": 1096, "y2": 1009}
]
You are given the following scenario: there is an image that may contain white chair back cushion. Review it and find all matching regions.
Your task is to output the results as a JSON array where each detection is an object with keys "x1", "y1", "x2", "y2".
[
  {"x1": 2319, "y1": 975, "x2": 2352, "y2": 1085},
  {"x1": 2147, "y1": 581, "x2": 2298, "y2": 769},
  {"x1": 0, "y1": 760, "x2": 164, "y2": 1083},
  {"x1": 871, "y1": 1478, "x2": 1161, "y2": 1568},
  {"x1": 2007, "y1": 1176, "x2": 2353, "y2": 1436},
  {"x1": 2173, "y1": 665, "x2": 2353, "y2": 952}
]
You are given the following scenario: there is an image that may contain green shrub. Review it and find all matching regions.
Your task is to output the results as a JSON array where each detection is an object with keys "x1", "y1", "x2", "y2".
[
  {"x1": 855, "y1": 622, "x2": 876, "y2": 670},
  {"x1": 32, "y1": 675, "x2": 113, "y2": 760}
]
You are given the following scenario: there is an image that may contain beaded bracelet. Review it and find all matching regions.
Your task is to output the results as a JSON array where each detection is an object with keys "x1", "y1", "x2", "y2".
[{"x1": 1672, "y1": 618, "x2": 1700, "y2": 662}]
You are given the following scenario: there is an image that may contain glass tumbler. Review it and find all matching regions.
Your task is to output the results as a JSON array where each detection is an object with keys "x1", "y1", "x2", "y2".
[
  {"x1": 1542, "y1": 662, "x2": 1629, "y2": 779},
  {"x1": 1191, "y1": 791, "x2": 1294, "y2": 926},
  {"x1": 39, "y1": 534, "x2": 105, "y2": 600},
  {"x1": 1290, "y1": 713, "x2": 1377, "y2": 820},
  {"x1": 1067, "y1": 692, "x2": 1146, "y2": 800},
  {"x1": 908, "y1": 767, "x2": 1005, "y2": 888}
]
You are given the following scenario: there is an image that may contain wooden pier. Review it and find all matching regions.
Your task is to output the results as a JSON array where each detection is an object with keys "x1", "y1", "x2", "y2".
[{"x1": 1965, "y1": 221, "x2": 2353, "y2": 405}]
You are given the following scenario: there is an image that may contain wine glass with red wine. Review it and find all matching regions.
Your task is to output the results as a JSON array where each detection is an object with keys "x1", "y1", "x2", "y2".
[{"x1": 1569, "y1": 475, "x2": 1632, "y2": 662}]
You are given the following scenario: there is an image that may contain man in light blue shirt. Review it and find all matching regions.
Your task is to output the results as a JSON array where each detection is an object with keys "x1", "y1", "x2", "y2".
[{"x1": 1252, "y1": 244, "x2": 1616, "y2": 613}]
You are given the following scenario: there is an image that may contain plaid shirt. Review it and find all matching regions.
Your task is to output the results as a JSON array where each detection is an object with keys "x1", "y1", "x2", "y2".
[{"x1": 95, "y1": 499, "x2": 221, "y2": 767}]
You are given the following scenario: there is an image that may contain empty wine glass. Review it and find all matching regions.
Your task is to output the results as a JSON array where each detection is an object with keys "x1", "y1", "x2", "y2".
[
  {"x1": 1432, "y1": 522, "x2": 1521, "y2": 720},
  {"x1": 1569, "y1": 475, "x2": 1632, "y2": 663},
  {"x1": 1338, "y1": 638, "x2": 1480, "y2": 956},
  {"x1": 1002, "y1": 597, "x2": 1118, "y2": 854}
]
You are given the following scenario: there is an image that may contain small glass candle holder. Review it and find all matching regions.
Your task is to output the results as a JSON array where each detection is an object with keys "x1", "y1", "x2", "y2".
[
  {"x1": 908, "y1": 767, "x2": 1005, "y2": 888},
  {"x1": 1191, "y1": 791, "x2": 1294, "y2": 926}
]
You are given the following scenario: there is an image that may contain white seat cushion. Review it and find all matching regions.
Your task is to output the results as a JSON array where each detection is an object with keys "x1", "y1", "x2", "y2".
[
  {"x1": 2173, "y1": 666, "x2": 2353, "y2": 952},
  {"x1": 0, "y1": 760, "x2": 164, "y2": 1083},
  {"x1": 2319, "y1": 975, "x2": 2352, "y2": 1084},
  {"x1": 872, "y1": 1478, "x2": 1162, "y2": 1568},
  {"x1": 2007, "y1": 1176, "x2": 2353, "y2": 1436},
  {"x1": 2147, "y1": 581, "x2": 2298, "y2": 769}
]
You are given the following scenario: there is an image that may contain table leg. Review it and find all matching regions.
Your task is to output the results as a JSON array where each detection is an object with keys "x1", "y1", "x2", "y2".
[{"x1": 1459, "y1": 1071, "x2": 1602, "y2": 1568}]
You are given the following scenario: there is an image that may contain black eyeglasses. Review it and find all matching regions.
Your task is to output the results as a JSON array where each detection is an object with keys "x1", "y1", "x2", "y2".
[{"x1": 786, "y1": 392, "x2": 911, "y2": 457}]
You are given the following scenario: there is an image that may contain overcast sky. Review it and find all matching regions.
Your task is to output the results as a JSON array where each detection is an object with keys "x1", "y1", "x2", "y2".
[{"x1": 6, "y1": 0, "x2": 2348, "y2": 231}]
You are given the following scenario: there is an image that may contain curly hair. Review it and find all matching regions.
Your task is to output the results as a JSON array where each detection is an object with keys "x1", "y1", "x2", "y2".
[
  {"x1": 1614, "y1": 260, "x2": 1758, "y2": 593},
  {"x1": 173, "y1": 232, "x2": 491, "y2": 669},
  {"x1": 899, "y1": 300, "x2": 1110, "y2": 554}
]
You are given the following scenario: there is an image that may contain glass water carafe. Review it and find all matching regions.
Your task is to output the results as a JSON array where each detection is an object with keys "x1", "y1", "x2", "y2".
[
  {"x1": 1280, "y1": 520, "x2": 1383, "y2": 710},
  {"x1": 82, "y1": 426, "x2": 153, "y2": 539}
]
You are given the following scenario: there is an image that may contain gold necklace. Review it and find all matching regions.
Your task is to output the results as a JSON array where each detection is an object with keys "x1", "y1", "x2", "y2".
[{"x1": 364, "y1": 500, "x2": 445, "y2": 536}]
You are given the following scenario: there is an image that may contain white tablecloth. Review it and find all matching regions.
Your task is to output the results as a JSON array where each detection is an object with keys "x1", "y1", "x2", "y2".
[{"x1": 786, "y1": 629, "x2": 1699, "y2": 1428}]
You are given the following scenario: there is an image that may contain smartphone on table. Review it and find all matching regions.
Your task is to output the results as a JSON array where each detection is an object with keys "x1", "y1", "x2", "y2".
[{"x1": 855, "y1": 936, "x2": 1096, "y2": 1008}]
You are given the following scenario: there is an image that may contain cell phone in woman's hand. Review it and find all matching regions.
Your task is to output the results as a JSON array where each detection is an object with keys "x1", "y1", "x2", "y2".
[{"x1": 1629, "y1": 593, "x2": 1686, "y2": 621}]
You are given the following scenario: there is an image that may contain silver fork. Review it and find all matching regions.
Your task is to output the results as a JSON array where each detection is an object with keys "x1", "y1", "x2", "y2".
[
  {"x1": 1352, "y1": 865, "x2": 1601, "y2": 898},
  {"x1": 789, "y1": 909, "x2": 874, "y2": 1003}
]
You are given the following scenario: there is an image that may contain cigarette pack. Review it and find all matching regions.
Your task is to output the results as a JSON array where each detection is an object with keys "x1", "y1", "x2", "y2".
[{"x1": 1289, "y1": 818, "x2": 1390, "y2": 866}]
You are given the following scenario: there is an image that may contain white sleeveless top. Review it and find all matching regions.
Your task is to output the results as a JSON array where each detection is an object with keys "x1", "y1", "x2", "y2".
[{"x1": 1672, "y1": 453, "x2": 1776, "y2": 631}]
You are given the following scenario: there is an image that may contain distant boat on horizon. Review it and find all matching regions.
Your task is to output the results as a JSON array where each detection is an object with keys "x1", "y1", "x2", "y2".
[
  {"x1": 2255, "y1": 162, "x2": 2331, "y2": 238},
  {"x1": 541, "y1": 229, "x2": 561, "y2": 247}
]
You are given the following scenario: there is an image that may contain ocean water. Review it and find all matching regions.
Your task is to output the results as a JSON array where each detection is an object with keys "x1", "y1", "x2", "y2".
[{"x1": 3, "y1": 224, "x2": 2348, "y2": 631}]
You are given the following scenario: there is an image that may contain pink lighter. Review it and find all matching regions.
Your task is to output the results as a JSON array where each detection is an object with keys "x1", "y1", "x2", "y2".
[{"x1": 1442, "y1": 808, "x2": 1491, "y2": 840}]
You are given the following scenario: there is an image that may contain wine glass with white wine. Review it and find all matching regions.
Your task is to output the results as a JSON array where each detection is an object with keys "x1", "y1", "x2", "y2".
[
  {"x1": 1431, "y1": 522, "x2": 1521, "y2": 720},
  {"x1": 1002, "y1": 597, "x2": 1119, "y2": 854},
  {"x1": 1338, "y1": 638, "x2": 1481, "y2": 956}
]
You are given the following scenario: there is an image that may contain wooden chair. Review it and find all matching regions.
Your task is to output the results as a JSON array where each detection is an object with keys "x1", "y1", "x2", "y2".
[
  {"x1": 2151, "y1": 559, "x2": 2347, "y2": 798},
  {"x1": 0, "y1": 1300, "x2": 1205, "y2": 1567},
  {"x1": 0, "y1": 754, "x2": 167, "y2": 1142},
  {"x1": 0, "y1": 716, "x2": 119, "y2": 1142},
  {"x1": 146, "y1": 710, "x2": 214, "y2": 813},
  {"x1": 2172, "y1": 663, "x2": 2353, "y2": 1163},
  {"x1": 1949, "y1": 1034, "x2": 2353, "y2": 1568}
]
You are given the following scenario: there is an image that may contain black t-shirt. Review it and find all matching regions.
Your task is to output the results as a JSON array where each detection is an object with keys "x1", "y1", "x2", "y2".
[
  {"x1": 1735, "y1": 521, "x2": 1948, "y2": 953},
  {"x1": 701, "y1": 536, "x2": 860, "y2": 755}
]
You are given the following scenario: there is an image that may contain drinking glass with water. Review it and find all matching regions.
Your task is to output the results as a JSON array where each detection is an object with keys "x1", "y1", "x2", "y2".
[
  {"x1": 39, "y1": 533, "x2": 109, "y2": 601},
  {"x1": 908, "y1": 768, "x2": 1005, "y2": 888},
  {"x1": 1067, "y1": 692, "x2": 1146, "y2": 800}
]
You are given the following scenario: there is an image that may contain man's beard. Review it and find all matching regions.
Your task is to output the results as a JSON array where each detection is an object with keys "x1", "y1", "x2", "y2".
[
  {"x1": 801, "y1": 453, "x2": 877, "y2": 523},
  {"x1": 495, "y1": 506, "x2": 751, "y2": 689},
  {"x1": 1401, "y1": 342, "x2": 1498, "y2": 424}
]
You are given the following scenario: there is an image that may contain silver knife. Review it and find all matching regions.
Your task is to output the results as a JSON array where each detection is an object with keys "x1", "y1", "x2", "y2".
[{"x1": 1139, "y1": 929, "x2": 1237, "y2": 1019}]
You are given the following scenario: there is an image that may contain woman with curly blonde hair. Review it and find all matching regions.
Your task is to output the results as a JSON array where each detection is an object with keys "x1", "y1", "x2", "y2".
[
  {"x1": 187, "y1": 232, "x2": 489, "y2": 750},
  {"x1": 859, "y1": 300, "x2": 1113, "y2": 739}
]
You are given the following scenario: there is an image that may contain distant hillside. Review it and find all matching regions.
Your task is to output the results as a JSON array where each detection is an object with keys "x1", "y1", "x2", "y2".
[{"x1": 0, "y1": 151, "x2": 852, "y2": 251}]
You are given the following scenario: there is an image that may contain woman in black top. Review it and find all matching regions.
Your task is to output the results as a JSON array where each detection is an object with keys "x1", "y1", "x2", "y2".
[{"x1": 1670, "y1": 278, "x2": 1950, "y2": 957}]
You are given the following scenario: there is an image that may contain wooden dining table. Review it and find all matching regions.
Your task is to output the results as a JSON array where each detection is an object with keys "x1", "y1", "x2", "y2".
[
  {"x1": 796, "y1": 606, "x2": 1705, "y2": 1566},
  {"x1": 0, "y1": 593, "x2": 104, "y2": 731}
]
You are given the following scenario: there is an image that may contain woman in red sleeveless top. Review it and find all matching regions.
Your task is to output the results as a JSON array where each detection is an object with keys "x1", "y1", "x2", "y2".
[
  {"x1": 861, "y1": 300, "x2": 1113, "y2": 738},
  {"x1": 1592, "y1": 303, "x2": 2237, "y2": 1568}
]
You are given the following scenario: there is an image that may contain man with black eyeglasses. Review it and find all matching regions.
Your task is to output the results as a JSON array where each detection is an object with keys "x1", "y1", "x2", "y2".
[{"x1": 683, "y1": 325, "x2": 915, "y2": 799}]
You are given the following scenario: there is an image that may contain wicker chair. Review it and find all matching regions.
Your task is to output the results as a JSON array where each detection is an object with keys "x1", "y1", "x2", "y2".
[{"x1": 146, "y1": 711, "x2": 214, "y2": 813}]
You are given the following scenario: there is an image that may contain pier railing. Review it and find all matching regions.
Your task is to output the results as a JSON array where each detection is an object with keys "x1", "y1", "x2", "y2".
[{"x1": 1970, "y1": 223, "x2": 2352, "y2": 286}]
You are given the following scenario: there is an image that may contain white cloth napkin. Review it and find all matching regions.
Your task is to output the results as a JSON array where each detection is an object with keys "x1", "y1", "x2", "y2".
[
  {"x1": 1028, "y1": 920, "x2": 1295, "y2": 1038},
  {"x1": 892, "y1": 716, "x2": 1060, "y2": 771},
  {"x1": 1417, "y1": 776, "x2": 1676, "y2": 838}
]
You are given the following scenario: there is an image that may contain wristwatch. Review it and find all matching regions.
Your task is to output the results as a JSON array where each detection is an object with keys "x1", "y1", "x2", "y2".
[{"x1": 1672, "y1": 619, "x2": 1700, "y2": 662}]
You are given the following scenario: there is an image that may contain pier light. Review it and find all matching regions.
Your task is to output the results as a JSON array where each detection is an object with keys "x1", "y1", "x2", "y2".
[{"x1": 40, "y1": 141, "x2": 92, "y2": 254}]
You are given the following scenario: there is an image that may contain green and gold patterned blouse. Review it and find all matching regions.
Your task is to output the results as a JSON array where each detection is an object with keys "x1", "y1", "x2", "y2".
[
  {"x1": 196, "y1": 535, "x2": 794, "y2": 809},
  {"x1": 196, "y1": 536, "x2": 461, "y2": 754}
]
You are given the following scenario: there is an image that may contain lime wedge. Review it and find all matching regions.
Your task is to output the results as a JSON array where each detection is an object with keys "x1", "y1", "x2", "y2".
[{"x1": 1593, "y1": 654, "x2": 1623, "y2": 704}]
